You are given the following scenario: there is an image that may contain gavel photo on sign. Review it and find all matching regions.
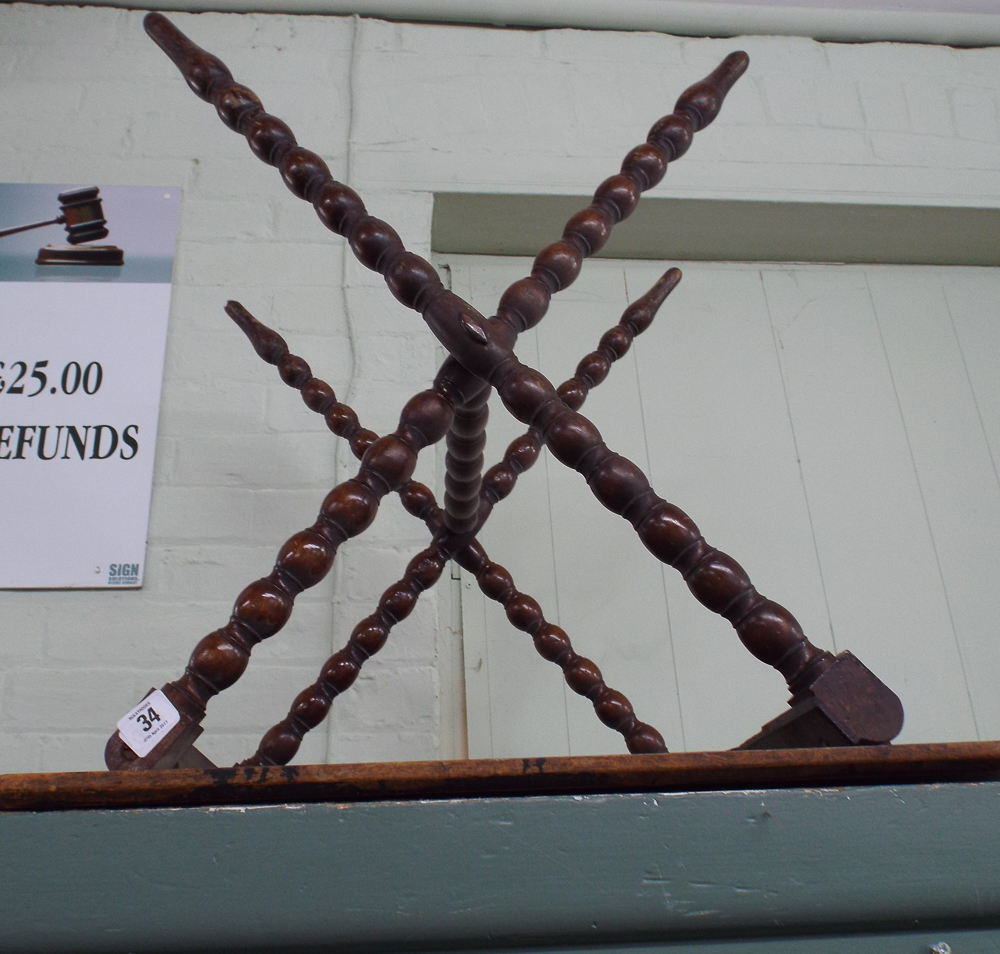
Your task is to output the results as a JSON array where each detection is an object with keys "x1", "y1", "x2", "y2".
[{"x1": 0, "y1": 186, "x2": 123, "y2": 265}]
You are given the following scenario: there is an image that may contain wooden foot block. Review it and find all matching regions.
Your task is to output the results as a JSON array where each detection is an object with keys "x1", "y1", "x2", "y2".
[
  {"x1": 105, "y1": 686, "x2": 209, "y2": 771},
  {"x1": 739, "y1": 651, "x2": 904, "y2": 750}
]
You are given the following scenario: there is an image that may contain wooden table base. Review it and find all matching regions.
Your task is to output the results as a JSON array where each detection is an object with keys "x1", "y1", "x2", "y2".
[{"x1": 112, "y1": 13, "x2": 905, "y2": 771}]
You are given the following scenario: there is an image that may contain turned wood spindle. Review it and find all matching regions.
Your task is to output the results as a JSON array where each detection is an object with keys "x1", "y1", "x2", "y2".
[
  {"x1": 480, "y1": 269, "x2": 681, "y2": 519},
  {"x1": 244, "y1": 529, "x2": 666, "y2": 765},
  {"x1": 419, "y1": 292, "x2": 834, "y2": 695},
  {"x1": 443, "y1": 384, "x2": 491, "y2": 534},
  {"x1": 456, "y1": 539, "x2": 667, "y2": 754},
  {"x1": 145, "y1": 9, "x2": 744, "y2": 344},
  {"x1": 227, "y1": 301, "x2": 451, "y2": 539},
  {"x1": 243, "y1": 543, "x2": 450, "y2": 766},
  {"x1": 225, "y1": 301, "x2": 381, "y2": 458},
  {"x1": 489, "y1": 54, "x2": 746, "y2": 343},
  {"x1": 229, "y1": 271, "x2": 678, "y2": 552},
  {"x1": 230, "y1": 292, "x2": 675, "y2": 763},
  {"x1": 144, "y1": 12, "x2": 449, "y2": 320},
  {"x1": 433, "y1": 52, "x2": 744, "y2": 532},
  {"x1": 108, "y1": 365, "x2": 455, "y2": 768},
  {"x1": 112, "y1": 17, "x2": 903, "y2": 770},
  {"x1": 244, "y1": 525, "x2": 666, "y2": 765},
  {"x1": 144, "y1": 11, "x2": 743, "y2": 544}
]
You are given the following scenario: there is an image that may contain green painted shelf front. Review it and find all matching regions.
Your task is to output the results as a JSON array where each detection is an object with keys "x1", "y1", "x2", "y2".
[{"x1": 2, "y1": 743, "x2": 999, "y2": 954}]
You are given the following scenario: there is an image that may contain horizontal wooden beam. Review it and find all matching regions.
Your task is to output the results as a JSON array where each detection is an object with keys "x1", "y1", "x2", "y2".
[
  {"x1": 2, "y1": 741, "x2": 999, "y2": 812},
  {"x1": 433, "y1": 194, "x2": 1000, "y2": 266}
]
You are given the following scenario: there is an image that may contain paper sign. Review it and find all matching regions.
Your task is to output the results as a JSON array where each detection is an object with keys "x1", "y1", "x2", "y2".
[
  {"x1": 0, "y1": 184, "x2": 179, "y2": 588},
  {"x1": 116, "y1": 689, "x2": 180, "y2": 757}
]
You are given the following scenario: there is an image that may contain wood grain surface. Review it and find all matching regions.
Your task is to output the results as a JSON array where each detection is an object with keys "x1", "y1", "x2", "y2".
[
  {"x1": 5, "y1": 741, "x2": 1000, "y2": 813},
  {"x1": 133, "y1": 13, "x2": 893, "y2": 770}
]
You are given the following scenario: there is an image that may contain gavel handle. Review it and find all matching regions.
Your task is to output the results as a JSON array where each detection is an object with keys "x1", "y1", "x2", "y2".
[{"x1": 0, "y1": 216, "x2": 64, "y2": 240}]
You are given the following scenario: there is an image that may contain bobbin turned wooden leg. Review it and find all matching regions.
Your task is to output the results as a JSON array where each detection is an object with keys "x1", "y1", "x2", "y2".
[
  {"x1": 117, "y1": 14, "x2": 907, "y2": 769},
  {"x1": 416, "y1": 285, "x2": 901, "y2": 727},
  {"x1": 106, "y1": 378, "x2": 454, "y2": 771},
  {"x1": 241, "y1": 529, "x2": 666, "y2": 766},
  {"x1": 444, "y1": 385, "x2": 491, "y2": 535},
  {"x1": 228, "y1": 288, "x2": 679, "y2": 762}
]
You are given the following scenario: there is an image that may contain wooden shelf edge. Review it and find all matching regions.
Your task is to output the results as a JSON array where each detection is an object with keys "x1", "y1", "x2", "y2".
[{"x1": 2, "y1": 741, "x2": 999, "y2": 813}]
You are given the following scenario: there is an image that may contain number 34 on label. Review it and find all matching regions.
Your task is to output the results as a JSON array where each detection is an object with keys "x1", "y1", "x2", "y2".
[{"x1": 116, "y1": 689, "x2": 180, "y2": 757}]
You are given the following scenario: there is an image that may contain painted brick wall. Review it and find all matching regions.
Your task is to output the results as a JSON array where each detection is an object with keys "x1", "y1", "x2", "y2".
[{"x1": 0, "y1": 3, "x2": 997, "y2": 771}]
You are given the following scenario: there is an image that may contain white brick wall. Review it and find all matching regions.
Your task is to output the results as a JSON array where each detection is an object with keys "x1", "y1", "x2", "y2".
[{"x1": 0, "y1": 3, "x2": 997, "y2": 771}]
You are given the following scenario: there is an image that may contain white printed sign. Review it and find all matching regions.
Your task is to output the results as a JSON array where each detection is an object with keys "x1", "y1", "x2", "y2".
[
  {"x1": 116, "y1": 689, "x2": 181, "y2": 757},
  {"x1": 0, "y1": 184, "x2": 179, "y2": 588}
]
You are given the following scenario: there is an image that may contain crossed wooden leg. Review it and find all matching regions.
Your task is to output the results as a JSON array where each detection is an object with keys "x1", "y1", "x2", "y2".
[{"x1": 105, "y1": 16, "x2": 902, "y2": 771}]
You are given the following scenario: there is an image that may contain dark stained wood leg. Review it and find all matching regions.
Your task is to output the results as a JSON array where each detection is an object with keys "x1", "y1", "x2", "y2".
[
  {"x1": 142, "y1": 13, "x2": 740, "y2": 332},
  {"x1": 444, "y1": 384, "x2": 491, "y2": 535},
  {"x1": 230, "y1": 290, "x2": 681, "y2": 763},
  {"x1": 424, "y1": 288, "x2": 843, "y2": 695},
  {"x1": 240, "y1": 542, "x2": 451, "y2": 766},
  {"x1": 106, "y1": 349, "x2": 455, "y2": 770},
  {"x1": 456, "y1": 539, "x2": 667, "y2": 754},
  {"x1": 242, "y1": 533, "x2": 666, "y2": 766},
  {"x1": 116, "y1": 14, "x2": 905, "y2": 770},
  {"x1": 478, "y1": 268, "x2": 681, "y2": 524}
]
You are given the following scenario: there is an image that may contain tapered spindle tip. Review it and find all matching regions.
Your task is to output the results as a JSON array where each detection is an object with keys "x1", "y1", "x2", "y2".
[
  {"x1": 723, "y1": 50, "x2": 751, "y2": 79},
  {"x1": 144, "y1": 11, "x2": 177, "y2": 47},
  {"x1": 622, "y1": 267, "x2": 682, "y2": 336},
  {"x1": 675, "y1": 50, "x2": 750, "y2": 132},
  {"x1": 225, "y1": 298, "x2": 263, "y2": 346},
  {"x1": 225, "y1": 299, "x2": 290, "y2": 366},
  {"x1": 659, "y1": 266, "x2": 683, "y2": 294},
  {"x1": 144, "y1": 11, "x2": 233, "y2": 102},
  {"x1": 224, "y1": 299, "x2": 252, "y2": 327},
  {"x1": 642, "y1": 266, "x2": 683, "y2": 312}
]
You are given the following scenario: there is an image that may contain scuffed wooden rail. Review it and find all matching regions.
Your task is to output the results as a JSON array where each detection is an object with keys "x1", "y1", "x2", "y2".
[
  {"x1": 11, "y1": 742, "x2": 1000, "y2": 813},
  {"x1": 104, "y1": 14, "x2": 904, "y2": 771}
]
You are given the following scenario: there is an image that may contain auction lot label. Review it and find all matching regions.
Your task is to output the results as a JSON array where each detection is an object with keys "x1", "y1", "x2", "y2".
[{"x1": 0, "y1": 178, "x2": 179, "y2": 588}]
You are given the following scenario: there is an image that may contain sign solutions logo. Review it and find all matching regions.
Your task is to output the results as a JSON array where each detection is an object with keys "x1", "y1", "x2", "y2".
[{"x1": 107, "y1": 562, "x2": 141, "y2": 586}]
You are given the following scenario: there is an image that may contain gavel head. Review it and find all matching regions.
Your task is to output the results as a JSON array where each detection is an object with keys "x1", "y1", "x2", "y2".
[{"x1": 58, "y1": 187, "x2": 110, "y2": 244}]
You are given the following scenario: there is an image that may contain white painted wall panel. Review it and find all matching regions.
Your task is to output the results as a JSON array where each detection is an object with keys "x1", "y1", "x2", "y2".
[
  {"x1": 451, "y1": 256, "x2": 998, "y2": 754},
  {"x1": 761, "y1": 266, "x2": 977, "y2": 744},
  {"x1": 936, "y1": 271, "x2": 1000, "y2": 739},
  {"x1": 864, "y1": 269, "x2": 998, "y2": 738}
]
